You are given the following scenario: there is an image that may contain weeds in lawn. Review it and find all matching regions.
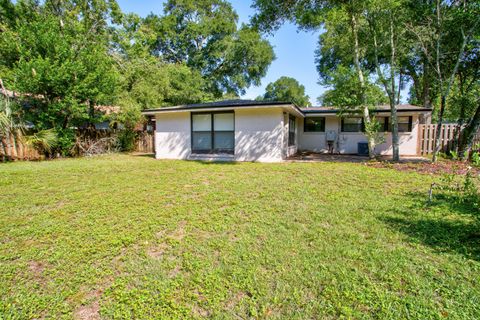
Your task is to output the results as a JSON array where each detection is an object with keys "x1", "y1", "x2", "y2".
[{"x1": 1, "y1": 155, "x2": 479, "y2": 319}]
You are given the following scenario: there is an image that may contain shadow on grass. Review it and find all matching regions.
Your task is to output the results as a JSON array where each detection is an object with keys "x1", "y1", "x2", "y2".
[
  {"x1": 130, "y1": 152, "x2": 155, "y2": 158},
  {"x1": 381, "y1": 192, "x2": 480, "y2": 261},
  {"x1": 191, "y1": 160, "x2": 238, "y2": 165}
]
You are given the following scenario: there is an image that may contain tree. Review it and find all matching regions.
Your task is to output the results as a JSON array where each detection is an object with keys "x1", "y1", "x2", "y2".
[
  {"x1": 252, "y1": 0, "x2": 385, "y2": 159},
  {"x1": 319, "y1": 66, "x2": 388, "y2": 107},
  {"x1": 364, "y1": 0, "x2": 409, "y2": 162},
  {"x1": 258, "y1": 76, "x2": 311, "y2": 106},
  {"x1": 143, "y1": 0, "x2": 275, "y2": 97},
  {"x1": 406, "y1": 0, "x2": 480, "y2": 162},
  {"x1": 117, "y1": 58, "x2": 211, "y2": 110},
  {"x1": 0, "y1": 0, "x2": 121, "y2": 132}
]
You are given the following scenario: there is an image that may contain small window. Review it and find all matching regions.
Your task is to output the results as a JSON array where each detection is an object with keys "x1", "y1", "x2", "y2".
[
  {"x1": 377, "y1": 117, "x2": 389, "y2": 132},
  {"x1": 341, "y1": 117, "x2": 363, "y2": 132},
  {"x1": 288, "y1": 115, "x2": 296, "y2": 146},
  {"x1": 398, "y1": 116, "x2": 412, "y2": 132},
  {"x1": 304, "y1": 117, "x2": 325, "y2": 132},
  {"x1": 387, "y1": 116, "x2": 412, "y2": 132}
]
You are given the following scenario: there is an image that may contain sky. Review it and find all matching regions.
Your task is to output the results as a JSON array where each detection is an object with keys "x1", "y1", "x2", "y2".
[{"x1": 116, "y1": 0, "x2": 324, "y2": 105}]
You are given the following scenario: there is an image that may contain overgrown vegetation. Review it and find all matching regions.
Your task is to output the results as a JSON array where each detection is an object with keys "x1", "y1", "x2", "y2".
[
  {"x1": 0, "y1": 0, "x2": 275, "y2": 156},
  {"x1": 1, "y1": 155, "x2": 479, "y2": 318},
  {"x1": 431, "y1": 169, "x2": 480, "y2": 211},
  {"x1": 252, "y1": 0, "x2": 480, "y2": 161}
]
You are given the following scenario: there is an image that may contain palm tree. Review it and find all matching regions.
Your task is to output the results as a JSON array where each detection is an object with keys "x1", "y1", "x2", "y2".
[
  {"x1": 1, "y1": 80, "x2": 58, "y2": 161},
  {"x1": 0, "y1": 94, "x2": 23, "y2": 161}
]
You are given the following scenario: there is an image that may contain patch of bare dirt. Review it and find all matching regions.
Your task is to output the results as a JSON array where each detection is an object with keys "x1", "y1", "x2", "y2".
[
  {"x1": 73, "y1": 289, "x2": 103, "y2": 320},
  {"x1": 167, "y1": 220, "x2": 187, "y2": 241},
  {"x1": 74, "y1": 301, "x2": 100, "y2": 320},
  {"x1": 168, "y1": 264, "x2": 182, "y2": 278},
  {"x1": 146, "y1": 243, "x2": 169, "y2": 259},
  {"x1": 225, "y1": 291, "x2": 247, "y2": 310},
  {"x1": 73, "y1": 282, "x2": 110, "y2": 320},
  {"x1": 27, "y1": 261, "x2": 48, "y2": 286},
  {"x1": 367, "y1": 160, "x2": 480, "y2": 175},
  {"x1": 191, "y1": 304, "x2": 210, "y2": 317},
  {"x1": 148, "y1": 221, "x2": 188, "y2": 259}
]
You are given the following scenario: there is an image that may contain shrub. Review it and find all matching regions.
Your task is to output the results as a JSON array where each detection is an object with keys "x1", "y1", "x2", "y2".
[
  {"x1": 56, "y1": 128, "x2": 76, "y2": 156},
  {"x1": 433, "y1": 168, "x2": 480, "y2": 211},
  {"x1": 118, "y1": 130, "x2": 137, "y2": 152},
  {"x1": 471, "y1": 152, "x2": 480, "y2": 167}
]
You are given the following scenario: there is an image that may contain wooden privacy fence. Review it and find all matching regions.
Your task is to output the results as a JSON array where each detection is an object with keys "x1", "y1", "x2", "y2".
[
  {"x1": 418, "y1": 124, "x2": 480, "y2": 155},
  {"x1": 1, "y1": 130, "x2": 155, "y2": 161},
  {"x1": 135, "y1": 132, "x2": 155, "y2": 153},
  {"x1": 0, "y1": 135, "x2": 41, "y2": 161}
]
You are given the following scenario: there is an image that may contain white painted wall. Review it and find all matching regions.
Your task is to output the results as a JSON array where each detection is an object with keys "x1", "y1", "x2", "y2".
[
  {"x1": 155, "y1": 112, "x2": 191, "y2": 159},
  {"x1": 298, "y1": 114, "x2": 420, "y2": 155},
  {"x1": 234, "y1": 108, "x2": 284, "y2": 162},
  {"x1": 375, "y1": 115, "x2": 420, "y2": 155},
  {"x1": 154, "y1": 109, "x2": 422, "y2": 161}
]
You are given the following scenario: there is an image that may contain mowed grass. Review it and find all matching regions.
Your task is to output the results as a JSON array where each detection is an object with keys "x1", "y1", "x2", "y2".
[{"x1": 0, "y1": 155, "x2": 479, "y2": 319}]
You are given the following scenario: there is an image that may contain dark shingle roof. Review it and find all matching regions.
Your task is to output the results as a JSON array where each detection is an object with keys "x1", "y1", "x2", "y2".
[
  {"x1": 142, "y1": 100, "x2": 432, "y2": 115},
  {"x1": 143, "y1": 99, "x2": 295, "y2": 113},
  {"x1": 302, "y1": 104, "x2": 432, "y2": 113}
]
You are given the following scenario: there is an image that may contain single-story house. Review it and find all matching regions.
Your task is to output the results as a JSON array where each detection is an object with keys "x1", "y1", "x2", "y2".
[{"x1": 142, "y1": 100, "x2": 432, "y2": 162}]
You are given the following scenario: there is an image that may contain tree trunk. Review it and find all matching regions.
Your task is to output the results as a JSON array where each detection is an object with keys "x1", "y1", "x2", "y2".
[
  {"x1": 432, "y1": 95, "x2": 446, "y2": 162},
  {"x1": 11, "y1": 132, "x2": 18, "y2": 160},
  {"x1": 422, "y1": 59, "x2": 432, "y2": 109},
  {"x1": 0, "y1": 137, "x2": 7, "y2": 162},
  {"x1": 431, "y1": 4, "x2": 478, "y2": 162},
  {"x1": 453, "y1": 77, "x2": 467, "y2": 152},
  {"x1": 5, "y1": 130, "x2": 12, "y2": 160},
  {"x1": 390, "y1": 96, "x2": 400, "y2": 162},
  {"x1": 351, "y1": 12, "x2": 375, "y2": 159},
  {"x1": 389, "y1": 17, "x2": 399, "y2": 162},
  {"x1": 458, "y1": 103, "x2": 480, "y2": 158}
]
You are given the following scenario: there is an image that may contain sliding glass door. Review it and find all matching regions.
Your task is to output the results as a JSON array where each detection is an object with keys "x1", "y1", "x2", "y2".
[{"x1": 191, "y1": 112, "x2": 234, "y2": 154}]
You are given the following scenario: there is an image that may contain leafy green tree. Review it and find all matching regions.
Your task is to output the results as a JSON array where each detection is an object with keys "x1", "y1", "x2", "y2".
[
  {"x1": 0, "y1": 0, "x2": 120, "y2": 131},
  {"x1": 319, "y1": 66, "x2": 388, "y2": 107},
  {"x1": 253, "y1": 0, "x2": 385, "y2": 159},
  {"x1": 117, "y1": 58, "x2": 211, "y2": 110},
  {"x1": 258, "y1": 76, "x2": 311, "y2": 106},
  {"x1": 142, "y1": 0, "x2": 275, "y2": 97},
  {"x1": 406, "y1": 0, "x2": 480, "y2": 161}
]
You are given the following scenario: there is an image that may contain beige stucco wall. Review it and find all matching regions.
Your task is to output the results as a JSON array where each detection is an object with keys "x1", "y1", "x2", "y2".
[
  {"x1": 298, "y1": 114, "x2": 420, "y2": 156},
  {"x1": 154, "y1": 107, "x2": 288, "y2": 162},
  {"x1": 234, "y1": 108, "x2": 285, "y2": 162},
  {"x1": 155, "y1": 112, "x2": 191, "y2": 160}
]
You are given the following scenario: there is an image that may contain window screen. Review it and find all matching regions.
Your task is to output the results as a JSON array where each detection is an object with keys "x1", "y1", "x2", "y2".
[
  {"x1": 342, "y1": 117, "x2": 363, "y2": 132},
  {"x1": 304, "y1": 117, "x2": 325, "y2": 132},
  {"x1": 191, "y1": 112, "x2": 234, "y2": 154},
  {"x1": 289, "y1": 116, "x2": 296, "y2": 146}
]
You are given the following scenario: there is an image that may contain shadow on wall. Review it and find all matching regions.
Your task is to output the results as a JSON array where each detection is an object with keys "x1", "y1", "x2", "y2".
[
  {"x1": 157, "y1": 132, "x2": 190, "y2": 159},
  {"x1": 375, "y1": 132, "x2": 415, "y2": 155},
  {"x1": 380, "y1": 192, "x2": 480, "y2": 261},
  {"x1": 235, "y1": 124, "x2": 283, "y2": 162}
]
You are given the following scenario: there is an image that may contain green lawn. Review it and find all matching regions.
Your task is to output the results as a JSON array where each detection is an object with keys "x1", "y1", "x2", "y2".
[{"x1": 1, "y1": 155, "x2": 479, "y2": 319}]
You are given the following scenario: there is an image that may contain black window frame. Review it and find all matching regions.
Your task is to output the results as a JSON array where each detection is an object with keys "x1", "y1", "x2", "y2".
[
  {"x1": 288, "y1": 115, "x2": 296, "y2": 146},
  {"x1": 376, "y1": 117, "x2": 389, "y2": 132},
  {"x1": 191, "y1": 111, "x2": 235, "y2": 154},
  {"x1": 341, "y1": 117, "x2": 364, "y2": 133},
  {"x1": 304, "y1": 117, "x2": 326, "y2": 132},
  {"x1": 385, "y1": 116, "x2": 413, "y2": 132}
]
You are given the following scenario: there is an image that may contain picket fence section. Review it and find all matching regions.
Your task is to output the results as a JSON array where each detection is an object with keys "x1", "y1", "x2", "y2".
[{"x1": 418, "y1": 124, "x2": 480, "y2": 155}]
